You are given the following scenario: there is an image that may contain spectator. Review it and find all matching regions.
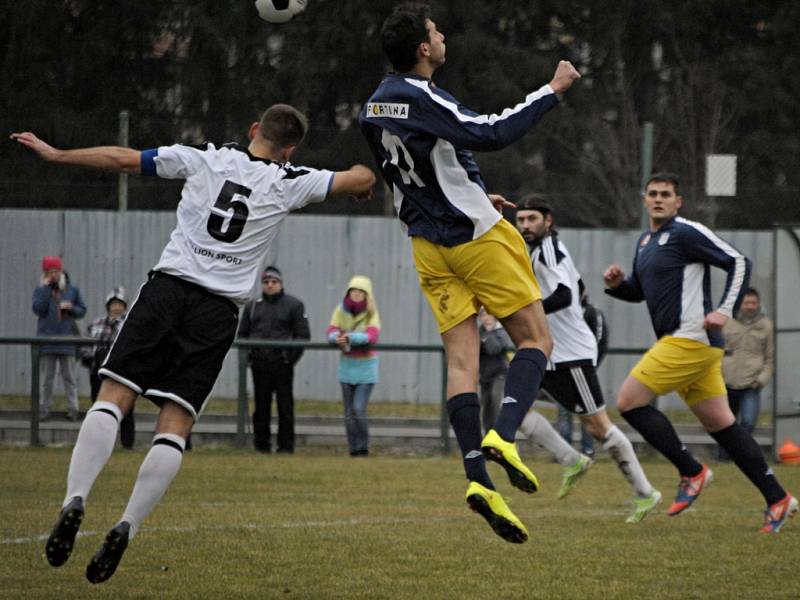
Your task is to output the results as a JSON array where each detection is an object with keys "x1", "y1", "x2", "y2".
[
  {"x1": 32, "y1": 256, "x2": 86, "y2": 421},
  {"x1": 81, "y1": 288, "x2": 135, "y2": 448},
  {"x1": 327, "y1": 276, "x2": 380, "y2": 456},
  {"x1": 722, "y1": 287, "x2": 774, "y2": 444},
  {"x1": 238, "y1": 266, "x2": 310, "y2": 454},
  {"x1": 477, "y1": 308, "x2": 512, "y2": 435}
]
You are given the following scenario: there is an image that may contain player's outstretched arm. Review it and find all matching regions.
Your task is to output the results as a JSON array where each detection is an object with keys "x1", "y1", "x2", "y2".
[
  {"x1": 330, "y1": 164, "x2": 376, "y2": 200},
  {"x1": 10, "y1": 132, "x2": 141, "y2": 174}
]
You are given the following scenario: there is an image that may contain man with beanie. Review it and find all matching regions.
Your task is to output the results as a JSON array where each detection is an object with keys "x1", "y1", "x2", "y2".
[
  {"x1": 32, "y1": 256, "x2": 86, "y2": 421},
  {"x1": 81, "y1": 288, "x2": 134, "y2": 448},
  {"x1": 238, "y1": 266, "x2": 310, "y2": 453}
]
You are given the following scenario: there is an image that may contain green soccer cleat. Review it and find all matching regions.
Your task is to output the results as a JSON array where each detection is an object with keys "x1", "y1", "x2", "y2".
[
  {"x1": 466, "y1": 481, "x2": 528, "y2": 544},
  {"x1": 558, "y1": 454, "x2": 593, "y2": 499},
  {"x1": 626, "y1": 489, "x2": 662, "y2": 524},
  {"x1": 481, "y1": 429, "x2": 539, "y2": 494}
]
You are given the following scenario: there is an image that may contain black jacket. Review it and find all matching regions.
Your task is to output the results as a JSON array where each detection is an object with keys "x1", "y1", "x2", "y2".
[
  {"x1": 479, "y1": 325, "x2": 513, "y2": 384},
  {"x1": 238, "y1": 290, "x2": 310, "y2": 365},
  {"x1": 582, "y1": 302, "x2": 609, "y2": 365}
]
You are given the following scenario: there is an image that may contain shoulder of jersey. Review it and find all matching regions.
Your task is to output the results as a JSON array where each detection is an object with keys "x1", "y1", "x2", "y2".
[
  {"x1": 674, "y1": 216, "x2": 704, "y2": 236},
  {"x1": 218, "y1": 142, "x2": 305, "y2": 177},
  {"x1": 538, "y1": 236, "x2": 566, "y2": 267}
]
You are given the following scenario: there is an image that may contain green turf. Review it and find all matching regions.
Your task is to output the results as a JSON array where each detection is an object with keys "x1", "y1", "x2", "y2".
[{"x1": 1, "y1": 447, "x2": 798, "y2": 599}]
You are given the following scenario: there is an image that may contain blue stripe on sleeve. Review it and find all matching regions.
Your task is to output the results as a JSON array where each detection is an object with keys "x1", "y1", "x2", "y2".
[
  {"x1": 326, "y1": 173, "x2": 334, "y2": 197},
  {"x1": 140, "y1": 148, "x2": 158, "y2": 176}
]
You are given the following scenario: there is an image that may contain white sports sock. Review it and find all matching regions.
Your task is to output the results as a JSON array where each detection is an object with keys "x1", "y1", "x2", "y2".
[
  {"x1": 603, "y1": 425, "x2": 653, "y2": 498},
  {"x1": 121, "y1": 433, "x2": 186, "y2": 539},
  {"x1": 63, "y1": 401, "x2": 122, "y2": 507},
  {"x1": 519, "y1": 410, "x2": 581, "y2": 466}
]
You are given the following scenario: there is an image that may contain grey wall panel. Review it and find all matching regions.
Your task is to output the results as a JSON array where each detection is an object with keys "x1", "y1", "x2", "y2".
[
  {"x1": 775, "y1": 229, "x2": 800, "y2": 420},
  {"x1": 0, "y1": 209, "x2": 777, "y2": 409}
]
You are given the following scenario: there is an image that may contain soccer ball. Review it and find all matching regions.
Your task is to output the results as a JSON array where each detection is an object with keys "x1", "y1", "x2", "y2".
[{"x1": 255, "y1": 0, "x2": 307, "y2": 24}]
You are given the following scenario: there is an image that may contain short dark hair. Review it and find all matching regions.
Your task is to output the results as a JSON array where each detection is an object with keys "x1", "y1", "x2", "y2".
[
  {"x1": 381, "y1": 3, "x2": 431, "y2": 73},
  {"x1": 645, "y1": 172, "x2": 681, "y2": 194},
  {"x1": 515, "y1": 193, "x2": 552, "y2": 216},
  {"x1": 743, "y1": 287, "x2": 760, "y2": 299},
  {"x1": 258, "y1": 104, "x2": 309, "y2": 149}
]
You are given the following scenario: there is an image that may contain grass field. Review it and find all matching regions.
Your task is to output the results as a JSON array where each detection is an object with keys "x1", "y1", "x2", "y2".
[{"x1": 2, "y1": 447, "x2": 799, "y2": 599}]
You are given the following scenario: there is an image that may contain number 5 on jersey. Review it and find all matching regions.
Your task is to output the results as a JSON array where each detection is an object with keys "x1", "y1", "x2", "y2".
[
  {"x1": 207, "y1": 180, "x2": 252, "y2": 243},
  {"x1": 381, "y1": 130, "x2": 425, "y2": 188}
]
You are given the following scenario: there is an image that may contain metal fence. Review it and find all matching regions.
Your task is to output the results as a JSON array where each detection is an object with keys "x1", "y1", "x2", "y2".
[
  {"x1": 1, "y1": 336, "x2": 656, "y2": 454},
  {"x1": 0, "y1": 209, "x2": 777, "y2": 410}
]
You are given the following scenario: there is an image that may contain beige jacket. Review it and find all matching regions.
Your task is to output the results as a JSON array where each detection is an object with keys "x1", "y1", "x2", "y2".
[{"x1": 722, "y1": 312, "x2": 774, "y2": 390}]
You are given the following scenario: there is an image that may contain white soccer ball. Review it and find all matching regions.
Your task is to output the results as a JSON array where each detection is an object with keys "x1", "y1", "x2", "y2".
[{"x1": 254, "y1": 0, "x2": 307, "y2": 24}]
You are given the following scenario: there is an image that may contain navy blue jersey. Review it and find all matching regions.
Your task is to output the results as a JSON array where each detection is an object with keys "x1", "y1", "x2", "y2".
[
  {"x1": 606, "y1": 216, "x2": 751, "y2": 348},
  {"x1": 358, "y1": 73, "x2": 559, "y2": 246}
]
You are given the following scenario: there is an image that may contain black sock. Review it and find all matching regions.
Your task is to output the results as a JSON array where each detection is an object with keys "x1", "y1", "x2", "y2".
[
  {"x1": 710, "y1": 423, "x2": 786, "y2": 505},
  {"x1": 493, "y1": 348, "x2": 546, "y2": 442},
  {"x1": 447, "y1": 393, "x2": 493, "y2": 489},
  {"x1": 621, "y1": 405, "x2": 703, "y2": 477}
]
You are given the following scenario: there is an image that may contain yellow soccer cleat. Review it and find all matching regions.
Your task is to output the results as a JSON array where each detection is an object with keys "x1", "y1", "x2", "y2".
[
  {"x1": 466, "y1": 481, "x2": 528, "y2": 544},
  {"x1": 481, "y1": 429, "x2": 540, "y2": 494}
]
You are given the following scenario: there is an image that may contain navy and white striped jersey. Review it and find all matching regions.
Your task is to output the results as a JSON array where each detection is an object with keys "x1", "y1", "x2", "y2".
[
  {"x1": 532, "y1": 235, "x2": 598, "y2": 368},
  {"x1": 358, "y1": 73, "x2": 559, "y2": 246},
  {"x1": 606, "y1": 216, "x2": 751, "y2": 348},
  {"x1": 141, "y1": 143, "x2": 333, "y2": 305}
]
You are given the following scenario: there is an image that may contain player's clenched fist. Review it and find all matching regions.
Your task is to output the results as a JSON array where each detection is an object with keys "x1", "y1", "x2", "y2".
[
  {"x1": 603, "y1": 264, "x2": 625, "y2": 288},
  {"x1": 549, "y1": 60, "x2": 581, "y2": 95}
]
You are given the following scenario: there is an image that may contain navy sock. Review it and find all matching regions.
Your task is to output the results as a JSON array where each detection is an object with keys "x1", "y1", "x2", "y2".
[
  {"x1": 710, "y1": 423, "x2": 786, "y2": 505},
  {"x1": 447, "y1": 393, "x2": 493, "y2": 489},
  {"x1": 621, "y1": 405, "x2": 703, "y2": 477},
  {"x1": 493, "y1": 348, "x2": 546, "y2": 442}
]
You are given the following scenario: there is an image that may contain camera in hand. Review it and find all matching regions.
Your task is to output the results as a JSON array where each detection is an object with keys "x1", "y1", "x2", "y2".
[{"x1": 48, "y1": 280, "x2": 60, "y2": 290}]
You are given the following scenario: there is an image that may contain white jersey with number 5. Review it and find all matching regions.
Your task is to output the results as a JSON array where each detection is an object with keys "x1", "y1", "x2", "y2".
[{"x1": 141, "y1": 143, "x2": 333, "y2": 305}]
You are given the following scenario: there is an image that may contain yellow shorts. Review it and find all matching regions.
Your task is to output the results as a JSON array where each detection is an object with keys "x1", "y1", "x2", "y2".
[
  {"x1": 630, "y1": 336, "x2": 726, "y2": 406},
  {"x1": 411, "y1": 218, "x2": 541, "y2": 333}
]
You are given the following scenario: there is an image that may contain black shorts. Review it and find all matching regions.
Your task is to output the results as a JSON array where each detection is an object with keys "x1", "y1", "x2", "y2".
[
  {"x1": 99, "y1": 272, "x2": 239, "y2": 420},
  {"x1": 540, "y1": 364, "x2": 605, "y2": 416}
]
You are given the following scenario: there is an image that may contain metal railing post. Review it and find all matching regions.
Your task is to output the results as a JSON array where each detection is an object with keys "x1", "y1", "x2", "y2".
[
  {"x1": 237, "y1": 347, "x2": 249, "y2": 447},
  {"x1": 439, "y1": 349, "x2": 449, "y2": 455},
  {"x1": 30, "y1": 344, "x2": 41, "y2": 446}
]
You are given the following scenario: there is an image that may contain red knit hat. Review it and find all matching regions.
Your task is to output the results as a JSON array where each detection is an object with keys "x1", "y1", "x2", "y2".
[{"x1": 41, "y1": 256, "x2": 63, "y2": 272}]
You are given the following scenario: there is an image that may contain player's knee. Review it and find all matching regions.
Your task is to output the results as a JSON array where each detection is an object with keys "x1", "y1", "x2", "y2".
[
  {"x1": 615, "y1": 377, "x2": 650, "y2": 413},
  {"x1": 539, "y1": 331, "x2": 553, "y2": 357},
  {"x1": 96, "y1": 380, "x2": 137, "y2": 415},
  {"x1": 155, "y1": 400, "x2": 194, "y2": 438},
  {"x1": 616, "y1": 388, "x2": 637, "y2": 413}
]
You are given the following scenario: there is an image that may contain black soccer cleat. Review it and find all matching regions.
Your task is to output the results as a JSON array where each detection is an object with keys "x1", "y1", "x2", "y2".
[
  {"x1": 86, "y1": 521, "x2": 130, "y2": 584},
  {"x1": 45, "y1": 496, "x2": 85, "y2": 567}
]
